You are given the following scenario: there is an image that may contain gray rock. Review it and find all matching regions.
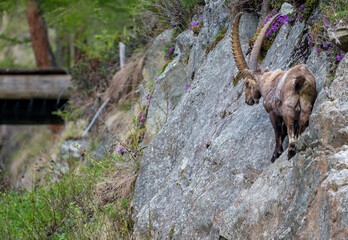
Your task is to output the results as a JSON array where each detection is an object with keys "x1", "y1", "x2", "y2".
[
  {"x1": 302, "y1": 55, "x2": 348, "y2": 148},
  {"x1": 280, "y1": 3, "x2": 295, "y2": 16},
  {"x1": 262, "y1": 20, "x2": 306, "y2": 70},
  {"x1": 133, "y1": 11, "x2": 262, "y2": 239},
  {"x1": 305, "y1": 48, "x2": 328, "y2": 92},
  {"x1": 217, "y1": 56, "x2": 348, "y2": 240},
  {"x1": 261, "y1": 17, "x2": 329, "y2": 92},
  {"x1": 60, "y1": 140, "x2": 88, "y2": 161},
  {"x1": 132, "y1": 3, "x2": 348, "y2": 239},
  {"x1": 139, "y1": 29, "x2": 174, "y2": 99},
  {"x1": 329, "y1": 26, "x2": 348, "y2": 52},
  {"x1": 146, "y1": 30, "x2": 195, "y2": 140}
]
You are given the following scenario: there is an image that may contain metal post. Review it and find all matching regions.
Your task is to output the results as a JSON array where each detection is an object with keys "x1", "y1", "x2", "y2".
[{"x1": 119, "y1": 42, "x2": 126, "y2": 68}]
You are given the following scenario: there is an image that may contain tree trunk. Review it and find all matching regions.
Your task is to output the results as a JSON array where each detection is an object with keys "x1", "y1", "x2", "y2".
[{"x1": 26, "y1": 0, "x2": 56, "y2": 67}]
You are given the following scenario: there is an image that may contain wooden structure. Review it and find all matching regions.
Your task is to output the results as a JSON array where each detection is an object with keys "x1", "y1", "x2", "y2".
[{"x1": 0, "y1": 68, "x2": 71, "y2": 124}]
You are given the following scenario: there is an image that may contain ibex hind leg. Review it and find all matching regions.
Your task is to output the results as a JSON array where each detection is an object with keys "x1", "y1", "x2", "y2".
[
  {"x1": 298, "y1": 99, "x2": 313, "y2": 136},
  {"x1": 283, "y1": 103, "x2": 298, "y2": 160}
]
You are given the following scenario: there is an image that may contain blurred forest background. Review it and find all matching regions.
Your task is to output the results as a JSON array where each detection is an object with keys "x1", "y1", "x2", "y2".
[{"x1": 0, "y1": 0, "x2": 202, "y2": 68}]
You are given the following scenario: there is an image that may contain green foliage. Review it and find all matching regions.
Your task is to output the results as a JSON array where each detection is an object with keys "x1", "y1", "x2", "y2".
[
  {"x1": 0, "y1": 0, "x2": 141, "y2": 67},
  {"x1": 0, "y1": 155, "x2": 135, "y2": 239},
  {"x1": 205, "y1": 28, "x2": 227, "y2": 55},
  {"x1": 182, "y1": 0, "x2": 203, "y2": 10},
  {"x1": 160, "y1": 59, "x2": 173, "y2": 75},
  {"x1": 69, "y1": 52, "x2": 117, "y2": 97},
  {"x1": 141, "y1": 0, "x2": 204, "y2": 31},
  {"x1": 308, "y1": 1, "x2": 347, "y2": 82},
  {"x1": 41, "y1": 0, "x2": 137, "y2": 47},
  {"x1": 53, "y1": 101, "x2": 82, "y2": 122},
  {"x1": 0, "y1": 3, "x2": 35, "y2": 68},
  {"x1": 320, "y1": 0, "x2": 348, "y2": 23}
]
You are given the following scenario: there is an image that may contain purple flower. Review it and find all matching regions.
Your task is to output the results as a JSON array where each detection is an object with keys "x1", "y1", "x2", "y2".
[
  {"x1": 316, "y1": 48, "x2": 319, "y2": 53},
  {"x1": 225, "y1": 6, "x2": 228, "y2": 10},
  {"x1": 201, "y1": 16, "x2": 203, "y2": 19},
  {"x1": 140, "y1": 122, "x2": 143, "y2": 126},
  {"x1": 341, "y1": 53, "x2": 345, "y2": 58},
  {"x1": 154, "y1": 76, "x2": 158, "y2": 81},
  {"x1": 323, "y1": 44, "x2": 328, "y2": 48},
  {"x1": 328, "y1": 56, "x2": 331, "y2": 60},
  {"x1": 146, "y1": 101, "x2": 149, "y2": 105},
  {"x1": 166, "y1": 53, "x2": 170, "y2": 57},
  {"x1": 189, "y1": 27, "x2": 193, "y2": 30},
  {"x1": 139, "y1": 114, "x2": 145, "y2": 120},
  {"x1": 153, "y1": 84, "x2": 155, "y2": 88},
  {"x1": 145, "y1": 93, "x2": 149, "y2": 98},
  {"x1": 337, "y1": 55, "x2": 341, "y2": 61},
  {"x1": 192, "y1": 22, "x2": 198, "y2": 26},
  {"x1": 118, "y1": 148, "x2": 123, "y2": 154},
  {"x1": 323, "y1": 17, "x2": 329, "y2": 24},
  {"x1": 300, "y1": 4, "x2": 304, "y2": 8},
  {"x1": 169, "y1": 47, "x2": 174, "y2": 53},
  {"x1": 170, "y1": 105, "x2": 173, "y2": 110},
  {"x1": 186, "y1": 84, "x2": 189, "y2": 91},
  {"x1": 167, "y1": 59, "x2": 170, "y2": 61},
  {"x1": 309, "y1": 39, "x2": 313, "y2": 44}
]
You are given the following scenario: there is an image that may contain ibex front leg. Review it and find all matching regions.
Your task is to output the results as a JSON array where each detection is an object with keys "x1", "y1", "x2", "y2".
[{"x1": 269, "y1": 113, "x2": 285, "y2": 163}]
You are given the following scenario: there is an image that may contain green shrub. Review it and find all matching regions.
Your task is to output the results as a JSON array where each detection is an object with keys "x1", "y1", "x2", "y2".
[
  {"x1": 141, "y1": 0, "x2": 205, "y2": 31},
  {"x1": 0, "y1": 154, "x2": 136, "y2": 239}
]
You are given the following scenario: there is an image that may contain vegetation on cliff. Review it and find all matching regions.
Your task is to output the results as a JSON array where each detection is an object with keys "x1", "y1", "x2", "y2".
[{"x1": 0, "y1": 0, "x2": 347, "y2": 238}]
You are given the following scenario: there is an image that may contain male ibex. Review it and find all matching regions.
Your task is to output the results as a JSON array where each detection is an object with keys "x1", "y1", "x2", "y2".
[{"x1": 231, "y1": 13, "x2": 317, "y2": 162}]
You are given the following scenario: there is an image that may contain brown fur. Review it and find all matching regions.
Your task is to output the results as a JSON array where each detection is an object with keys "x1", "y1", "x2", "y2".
[
  {"x1": 232, "y1": 13, "x2": 317, "y2": 162},
  {"x1": 246, "y1": 64, "x2": 317, "y2": 162}
]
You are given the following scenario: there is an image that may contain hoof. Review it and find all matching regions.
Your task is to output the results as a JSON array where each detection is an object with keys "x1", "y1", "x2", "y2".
[
  {"x1": 288, "y1": 145, "x2": 296, "y2": 160},
  {"x1": 271, "y1": 151, "x2": 282, "y2": 163},
  {"x1": 271, "y1": 156, "x2": 276, "y2": 163}
]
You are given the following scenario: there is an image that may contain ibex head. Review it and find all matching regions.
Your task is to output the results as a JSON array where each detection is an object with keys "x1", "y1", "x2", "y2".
[{"x1": 231, "y1": 13, "x2": 279, "y2": 105}]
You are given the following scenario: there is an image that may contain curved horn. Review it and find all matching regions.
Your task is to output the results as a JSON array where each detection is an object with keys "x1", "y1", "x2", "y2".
[
  {"x1": 231, "y1": 12, "x2": 249, "y2": 78},
  {"x1": 249, "y1": 13, "x2": 280, "y2": 71}
]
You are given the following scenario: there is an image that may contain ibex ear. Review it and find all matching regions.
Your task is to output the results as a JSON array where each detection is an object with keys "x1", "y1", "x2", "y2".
[{"x1": 245, "y1": 69, "x2": 256, "y2": 80}]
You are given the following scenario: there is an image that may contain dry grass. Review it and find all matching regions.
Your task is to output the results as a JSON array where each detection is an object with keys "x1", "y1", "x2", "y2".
[
  {"x1": 95, "y1": 166, "x2": 138, "y2": 205},
  {"x1": 106, "y1": 52, "x2": 147, "y2": 102}
]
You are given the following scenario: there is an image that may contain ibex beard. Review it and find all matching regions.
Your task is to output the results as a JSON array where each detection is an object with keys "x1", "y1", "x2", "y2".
[{"x1": 232, "y1": 13, "x2": 317, "y2": 163}]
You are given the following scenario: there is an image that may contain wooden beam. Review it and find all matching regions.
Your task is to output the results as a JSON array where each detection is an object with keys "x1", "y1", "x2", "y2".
[{"x1": 0, "y1": 74, "x2": 71, "y2": 99}]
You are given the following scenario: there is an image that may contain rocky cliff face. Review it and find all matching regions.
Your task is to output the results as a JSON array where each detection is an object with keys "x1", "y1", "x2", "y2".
[{"x1": 132, "y1": 1, "x2": 348, "y2": 239}]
